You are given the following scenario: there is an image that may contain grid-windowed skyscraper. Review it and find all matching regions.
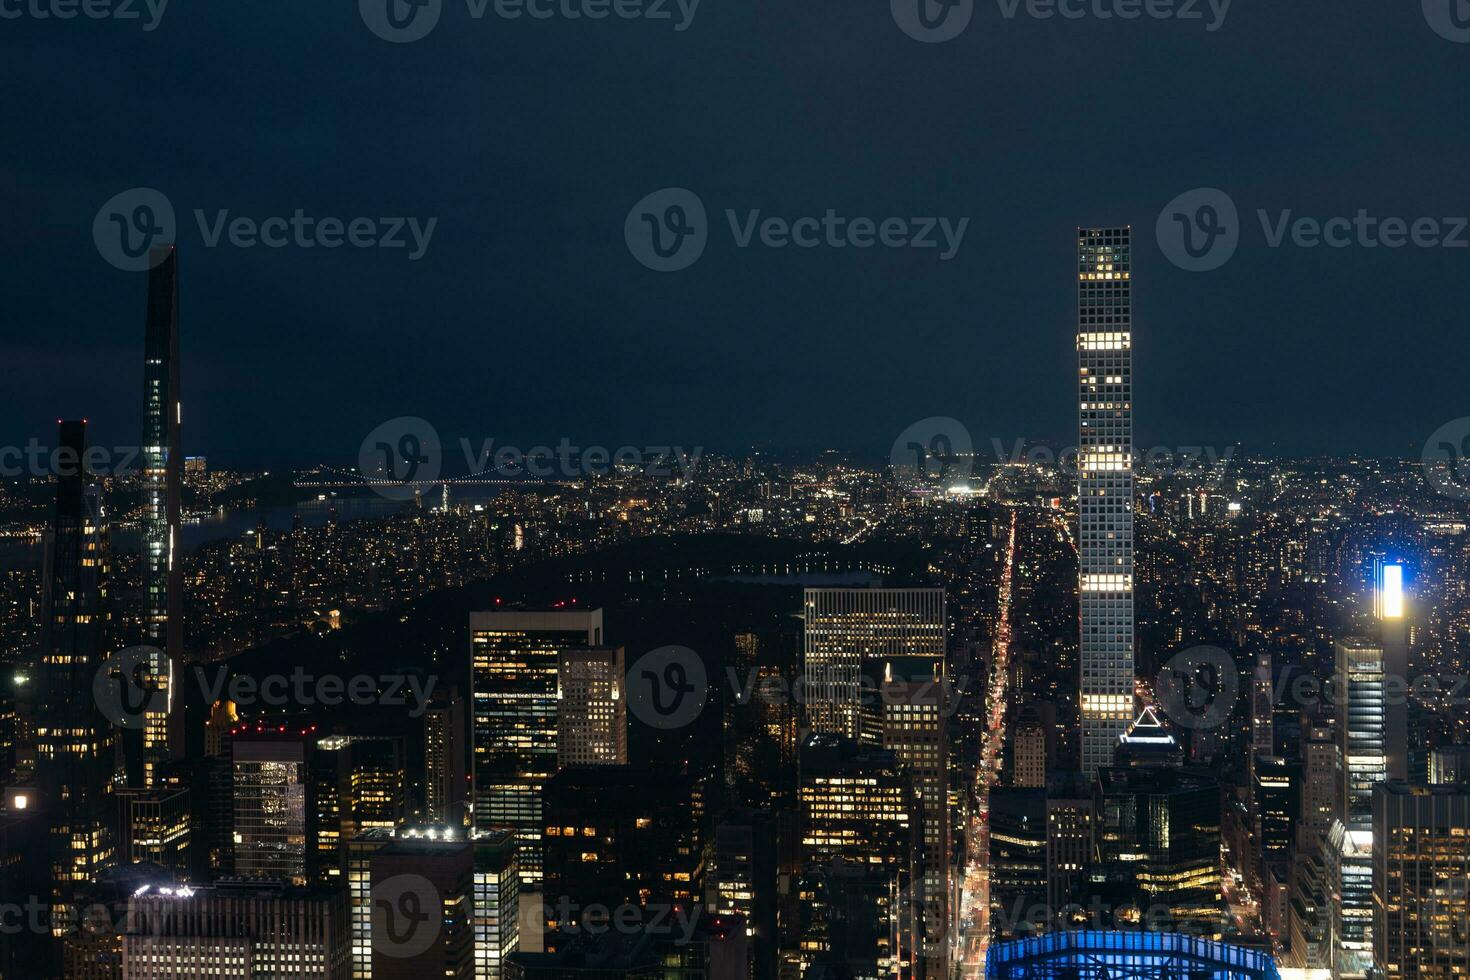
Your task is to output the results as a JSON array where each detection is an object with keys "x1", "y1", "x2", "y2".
[
  {"x1": 555, "y1": 646, "x2": 627, "y2": 767},
  {"x1": 1077, "y1": 226, "x2": 1134, "y2": 773},
  {"x1": 140, "y1": 244, "x2": 183, "y2": 782},
  {"x1": 35, "y1": 420, "x2": 117, "y2": 934},
  {"x1": 802, "y1": 588, "x2": 945, "y2": 741},
  {"x1": 469, "y1": 608, "x2": 602, "y2": 886}
]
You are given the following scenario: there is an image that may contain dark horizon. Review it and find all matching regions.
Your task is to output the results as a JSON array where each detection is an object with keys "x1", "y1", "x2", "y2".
[{"x1": 5, "y1": 4, "x2": 1470, "y2": 461}]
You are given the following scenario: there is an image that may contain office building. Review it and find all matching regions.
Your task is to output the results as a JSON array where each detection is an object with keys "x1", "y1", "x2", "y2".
[
  {"x1": 1076, "y1": 226, "x2": 1135, "y2": 773},
  {"x1": 314, "y1": 734, "x2": 407, "y2": 880},
  {"x1": 470, "y1": 608, "x2": 603, "y2": 885},
  {"x1": 34, "y1": 420, "x2": 117, "y2": 935},
  {"x1": 801, "y1": 588, "x2": 944, "y2": 741},
  {"x1": 121, "y1": 879, "x2": 350, "y2": 979},
  {"x1": 118, "y1": 784, "x2": 191, "y2": 879},
  {"x1": 1045, "y1": 771, "x2": 1094, "y2": 928},
  {"x1": 1328, "y1": 818, "x2": 1374, "y2": 979},
  {"x1": 540, "y1": 764, "x2": 703, "y2": 942},
  {"x1": 1092, "y1": 766, "x2": 1223, "y2": 931},
  {"x1": 706, "y1": 808, "x2": 777, "y2": 980},
  {"x1": 140, "y1": 244, "x2": 184, "y2": 779},
  {"x1": 989, "y1": 788, "x2": 1048, "y2": 939},
  {"x1": 556, "y1": 646, "x2": 627, "y2": 767},
  {"x1": 1012, "y1": 705, "x2": 1047, "y2": 789},
  {"x1": 232, "y1": 724, "x2": 319, "y2": 885},
  {"x1": 471, "y1": 828, "x2": 520, "y2": 980},
  {"x1": 1337, "y1": 636, "x2": 1387, "y2": 829},
  {"x1": 1373, "y1": 782, "x2": 1470, "y2": 980},
  {"x1": 424, "y1": 689, "x2": 468, "y2": 827},
  {"x1": 867, "y1": 654, "x2": 949, "y2": 975},
  {"x1": 1429, "y1": 746, "x2": 1470, "y2": 785},
  {"x1": 371, "y1": 837, "x2": 475, "y2": 980}
]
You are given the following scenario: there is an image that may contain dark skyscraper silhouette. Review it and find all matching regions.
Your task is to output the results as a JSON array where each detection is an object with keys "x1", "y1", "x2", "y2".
[
  {"x1": 141, "y1": 244, "x2": 183, "y2": 779},
  {"x1": 36, "y1": 420, "x2": 117, "y2": 935}
]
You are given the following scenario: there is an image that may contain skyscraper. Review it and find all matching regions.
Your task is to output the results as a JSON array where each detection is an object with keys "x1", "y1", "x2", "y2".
[
  {"x1": 802, "y1": 588, "x2": 945, "y2": 741},
  {"x1": 371, "y1": 837, "x2": 475, "y2": 980},
  {"x1": 233, "y1": 724, "x2": 318, "y2": 885},
  {"x1": 1077, "y1": 226, "x2": 1134, "y2": 774},
  {"x1": 469, "y1": 608, "x2": 603, "y2": 887},
  {"x1": 1337, "y1": 636, "x2": 1387, "y2": 829},
  {"x1": 555, "y1": 646, "x2": 627, "y2": 767},
  {"x1": 868, "y1": 655, "x2": 950, "y2": 976},
  {"x1": 1373, "y1": 782, "x2": 1470, "y2": 980},
  {"x1": 140, "y1": 243, "x2": 183, "y2": 782},
  {"x1": 424, "y1": 689, "x2": 469, "y2": 827},
  {"x1": 35, "y1": 420, "x2": 117, "y2": 936}
]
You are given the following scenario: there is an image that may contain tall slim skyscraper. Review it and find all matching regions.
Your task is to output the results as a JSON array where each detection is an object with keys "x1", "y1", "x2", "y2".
[
  {"x1": 802, "y1": 588, "x2": 945, "y2": 741},
  {"x1": 141, "y1": 244, "x2": 183, "y2": 781},
  {"x1": 469, "y1": 608, "x2": 602, "y2": 886},
  {"x1": 425, "y1": 689, "x2": 469, "y2": 827},
  {"x1": 1337, "y1": 636, "x2": 1387, "y2": 829},
  {"x1": 1076, "y1": 226, "x2": 1134, "y2": 773},
  {"x1": 35, "y1": 420, "x2": 117, "y2": 934}
]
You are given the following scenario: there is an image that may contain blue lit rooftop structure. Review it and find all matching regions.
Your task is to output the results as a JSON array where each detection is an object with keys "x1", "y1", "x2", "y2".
[{"x1": 986, "y1": 932, "x2": 1280, "y2": 980}]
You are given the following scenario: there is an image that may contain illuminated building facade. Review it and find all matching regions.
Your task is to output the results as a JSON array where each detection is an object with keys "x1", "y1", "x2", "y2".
[
  {"x1": 706, "y1": 808, "x2": 778, "y2": 980},
  {"x1": 35, "y1": 420, "x2": 117, "y2": 936},
  {"x1": 1373, "y1": 782, "x2": 1470, "y2": 980},
  {"x1": 802, "y1": 588, "x2": 944, "y2": 742},
  {"x1": 1337, "y1": 636, "x2": 1387, "y2": 829},
  {"x1": 140, "y1": 244, "x2": 184, "y2": 781},
  {"x1": 472, "y1": 829, "x2": 520, "y2": 980},
  {"x1": 1092, "y1": 766, "x2": 1223, "y2": 930},
  {"x1": 118, "y1": 785, "x2": 191, "y2": 879},
  {"x1": 424, "y1": 689, "x2": 468, "y2": 827},
  {"x1": 797, "y1": 733, "x2": 918, "y2": 974},
  {"x1": 232, "y1": 726, "x2": 318, "y2": 885},
  {"x1": 540, "y1": 765, "x2": 703, "y2": 943},
  {"x1": 314, "y1": 735, "x2": 407, "y2": 880},
  {"x1": 470, "y1": 608, "x2": 603, "y2": 886},
  {"x1": 985, "y1": 932, "x2": 1281, "y2": 980},
  {"x1": 555, "y1": 646, "x2": 627, "y2": 767},
  {"x1": 1077, "y1": 227, "x2": 1135, "y2": 774},
  {"x1": 869, "y1": 654, "x2": 949, "y2": 976},
  {"x1": 121, "y1": 879, "x2": 350, "y2": 980}
]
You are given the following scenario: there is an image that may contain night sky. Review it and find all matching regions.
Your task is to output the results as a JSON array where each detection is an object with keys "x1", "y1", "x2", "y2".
[{"x1": 3, "y1": 1, "x2": 1468, "y2": 465}]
